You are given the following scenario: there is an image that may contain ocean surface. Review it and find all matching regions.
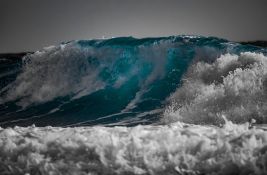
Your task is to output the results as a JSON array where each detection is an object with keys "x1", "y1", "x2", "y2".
[{"x1": 1, "y1": 36, "x2": 267, "y2": 174}]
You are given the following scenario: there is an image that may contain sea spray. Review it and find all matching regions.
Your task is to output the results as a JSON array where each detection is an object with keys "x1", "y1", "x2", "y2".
[{"x1": 165, "y1": 52, "x2": 267, "y2": 125}]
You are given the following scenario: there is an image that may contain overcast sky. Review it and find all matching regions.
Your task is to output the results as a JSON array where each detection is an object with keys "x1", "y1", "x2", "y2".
[{"x1": 1, "y1": 0, "x2": 267, "y2": 52}]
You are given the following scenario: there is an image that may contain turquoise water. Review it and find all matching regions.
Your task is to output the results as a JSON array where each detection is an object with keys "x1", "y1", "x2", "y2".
[{"x1": 0, "y1": 36, "x2": 266, "y2": 127}]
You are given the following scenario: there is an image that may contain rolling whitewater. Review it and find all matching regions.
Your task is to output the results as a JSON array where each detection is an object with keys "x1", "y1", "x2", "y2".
[{"x1": 1, "y1": 36, "x2": 267, "y2": 174}]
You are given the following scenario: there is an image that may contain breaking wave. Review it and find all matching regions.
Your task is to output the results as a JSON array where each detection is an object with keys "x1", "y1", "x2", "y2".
[
  {"x1": 1, "y1": 36, "x2": 267, "y2": 174},
  {"x1": 1, "y1": 36, "x2": 266, "y2": 127}
]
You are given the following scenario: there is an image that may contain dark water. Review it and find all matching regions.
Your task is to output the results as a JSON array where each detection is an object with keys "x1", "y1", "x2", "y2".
[{"x1": 0, "y1": 36, "x2": 266, "y2": 127}]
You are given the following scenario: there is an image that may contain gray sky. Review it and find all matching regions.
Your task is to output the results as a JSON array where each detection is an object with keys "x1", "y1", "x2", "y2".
[{"x1": 1, "y1": 0, "x2": 267, "y2": 52}]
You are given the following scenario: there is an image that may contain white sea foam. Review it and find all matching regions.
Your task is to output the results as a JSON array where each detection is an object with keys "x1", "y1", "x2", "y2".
[
  {"x1": 1, "y1": 43, "x2": 105, "y2": 107},
  {"x1": 0, "y1": 120, "x2": 267, "y2": 174},
  {"x1": 165, "y1": 52, "x2": 267, "y2": 125}
]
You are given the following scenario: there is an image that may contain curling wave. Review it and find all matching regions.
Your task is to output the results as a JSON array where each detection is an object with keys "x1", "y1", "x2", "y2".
[{"x1": 0, "y1": 36, "x2": 266, "y2": 127}]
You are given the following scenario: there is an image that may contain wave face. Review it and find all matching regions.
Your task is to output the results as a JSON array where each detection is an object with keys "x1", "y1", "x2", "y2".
[{"x1": 0, "y1": 36, "x2": 267, "y2": 127}]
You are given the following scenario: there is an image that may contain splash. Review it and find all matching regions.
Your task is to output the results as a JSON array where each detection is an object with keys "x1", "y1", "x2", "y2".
[{"x1": 164, "y1": 52, "x2": 267, "y2": 125}]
